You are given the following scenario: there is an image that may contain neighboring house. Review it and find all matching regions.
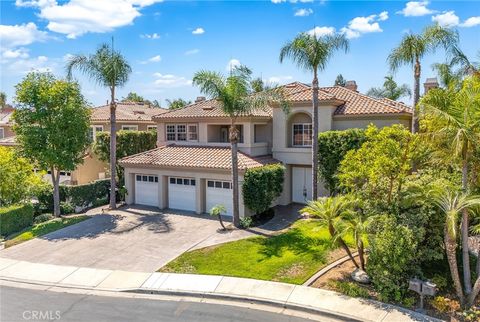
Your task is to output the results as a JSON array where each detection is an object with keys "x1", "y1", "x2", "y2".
[
  {"x1": 120, "y1": 81, "x2": 412, "y2": 218},
  {"x1": 0, "y1": 106, "x2": 15, "y2": 141}
]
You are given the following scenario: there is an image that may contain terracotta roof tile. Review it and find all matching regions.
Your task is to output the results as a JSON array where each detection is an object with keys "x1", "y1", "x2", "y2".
[
  {"x1": 91, "y1": 102, "x2": 168, "y2": 122},
  {"x1": 119, "y1": 145, "x2": 279, "y2": 170},
  {"x1": 0, "y1": 109, "x2": 14, "y2": 125}
]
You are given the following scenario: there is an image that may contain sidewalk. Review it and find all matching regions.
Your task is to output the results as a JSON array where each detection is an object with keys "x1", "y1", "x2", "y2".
[{"x1": 0, "y1": 258, "x2": 439, "y2": 322}]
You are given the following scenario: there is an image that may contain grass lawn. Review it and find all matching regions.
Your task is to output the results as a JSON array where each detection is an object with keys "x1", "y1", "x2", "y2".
[
  {"x1": 160, "y1": 219, "x2": 354, "y2": 284},
  {"x1": 5, "y1": 216, "x2": 90, "y2": 248}
]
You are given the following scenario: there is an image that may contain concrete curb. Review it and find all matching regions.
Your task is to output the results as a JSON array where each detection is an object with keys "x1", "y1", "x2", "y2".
[{"x1": 304, "y1": 252, "x2": 360, "y2": 286}]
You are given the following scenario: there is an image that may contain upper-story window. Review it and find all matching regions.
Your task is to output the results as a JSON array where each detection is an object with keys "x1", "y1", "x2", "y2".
[
  {"x1": 292, "y1": 123, "x2": 312, "y2": 146},
  {"x1": 147, "y1": 125, "x2": 157, "y2": 131},
  {"x1": 166, "y1": 124, "x2": 198, "y2": 142},
  {"x1": 0, "y1": 128, "x2": 4, "y2": 139},
  {"x1": 89, "y1": 125, "x2": 104, "y2": 142},
  {"x1": 121, "y1": 125, "x2": 138, "y2": 131}
]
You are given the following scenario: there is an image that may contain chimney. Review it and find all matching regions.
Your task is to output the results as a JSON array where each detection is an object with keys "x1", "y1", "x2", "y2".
[
  {"x1": 424, "y1": 77, "x2": 439, "y2": 93},
  {"x1": 195, "y1": 96, "x2": 206, "y2": 103},
  {"x1": 345, "y1": 80, "x2": 358, "y2": 91}
]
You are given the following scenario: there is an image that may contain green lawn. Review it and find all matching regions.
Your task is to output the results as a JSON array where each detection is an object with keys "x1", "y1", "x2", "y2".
[
  {"x1": 160, "y1": 219, "x2": 353, "y2": 284},
  {"x1": 5, "y1": 216, "x2": 90, "y2": 248}
]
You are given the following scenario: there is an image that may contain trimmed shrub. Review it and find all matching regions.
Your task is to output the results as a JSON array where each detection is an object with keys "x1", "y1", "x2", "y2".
[
  {"x1": 318, "y1": 129, "x2": 366, "y2": 194},
  {"x1": 242, "y1": 164, "x2": 285, "y2": 214},
  {"x1": 0, "y1": 204, "x2": 34, "y2": 237},
  {"x1": 34, "y1": 213, "x2": 54, "y2": 224},
  {"x1": 60, "y1": 201, "x2": 75, "y2": 215}
]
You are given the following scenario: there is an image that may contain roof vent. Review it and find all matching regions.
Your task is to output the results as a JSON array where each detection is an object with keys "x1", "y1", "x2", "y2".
[
  {"x1": 195, "y1": 96, "x2": 206, "y2": 103},
  {"x1": 345, "y1": 80, "x2": 358, "y2": 92},
  {"x1": 133, "y1": 110, "x2": 145, "y2": 115}
]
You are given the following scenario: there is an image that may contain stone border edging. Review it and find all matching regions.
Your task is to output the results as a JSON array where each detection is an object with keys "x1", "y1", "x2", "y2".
[{"x1": 304, "y1": 252, "x2": 360, "y2": 286}]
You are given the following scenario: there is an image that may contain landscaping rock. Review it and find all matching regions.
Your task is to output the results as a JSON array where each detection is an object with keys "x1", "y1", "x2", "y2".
[{"x1": 351, "y1": 268, "x2": 371, "y2": 284}]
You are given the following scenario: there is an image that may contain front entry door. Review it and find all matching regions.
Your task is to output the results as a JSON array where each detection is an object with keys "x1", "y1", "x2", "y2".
[{"x1": 292, "y1": 167, "x2": 312, "y2": 204}]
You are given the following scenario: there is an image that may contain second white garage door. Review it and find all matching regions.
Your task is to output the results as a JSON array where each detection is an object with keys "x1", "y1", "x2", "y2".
[
  {"x1": 168, "y1": 177, "x2": 196, "y2": 212},
  {"x1": 206, "y1": 180, "x2": 233, "y2": 216}
]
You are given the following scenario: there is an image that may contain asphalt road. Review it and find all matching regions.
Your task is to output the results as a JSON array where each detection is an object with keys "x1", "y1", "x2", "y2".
[{"x1": 0, "y1": 286, "x2": 321, "y2": 322}]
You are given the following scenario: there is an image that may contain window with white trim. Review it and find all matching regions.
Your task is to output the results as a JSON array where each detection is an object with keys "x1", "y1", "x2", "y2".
[
  {"x1": 136, "y1": 175, "x2": 159, "y2": 183},
  {"x1": 147, "y1": 125, "x2": 157, "y2": 131},
  {"x1": 121, "y1": 125, "x2": 138, "y2": 131},
  {"x1": 169, "y1": 177, "x2": 196, "y2": 186},
  {"x1": 166, "y1": 124, "x2": 198, "y2": 142},
  {"x1": 207, "y1": 180, "x2": 232, "y2": 189},
  {"x1": 88, "y1": 125, "x2": 104, "y2": 142},
  {"x1": 292, "y1": 123, "x2": 312, "y2": 146}
]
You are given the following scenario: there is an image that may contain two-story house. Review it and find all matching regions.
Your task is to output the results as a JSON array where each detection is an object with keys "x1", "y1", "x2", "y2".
[
  {"x1": 0, "y1": 106, "x2": 15, "y2": 146},
  {"x1": 120, "y1": 81, "x2": 412, "y2": 218}
]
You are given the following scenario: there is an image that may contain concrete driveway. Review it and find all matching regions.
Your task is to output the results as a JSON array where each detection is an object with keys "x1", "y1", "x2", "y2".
[{"x1": 0, "y1": 206, "x2": 251, "y2": 272}]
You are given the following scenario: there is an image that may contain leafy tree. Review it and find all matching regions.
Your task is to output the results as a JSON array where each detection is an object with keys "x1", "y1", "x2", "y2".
[
  {"x1": 301, "y1": 196, "x2": 359, "y2": 268},
  {"x1": 334, "y1": 74, "x2": 346, "y2": 86},
  {"x1": 0, "y1": 92, "x2": 6, "y2": 109},
  {"x1": 388, "y1": 24, "x2": 458, "y2": 133},
  {"x1": 166, "y1": 98, "x2": 191, "y2": 110},
  {"x1": 366, "y1": 76, "x2": 411, "y2": 101},
  {"x1": 0, "y1": 146, "x2": 45, "y2": 206},
  {"x1": 193, "y1": 65, "x2": 289, "y2": 227},
  {"x1": 66, "y1": 42, "x2": 132, "y2": 209},
  {"x1": 122, "y1": 92, "x2": 161, "y2": 108},
  {"x1": 420, "y1": 75, "x2": 480, "y2": 296},
  {"x1": 280, "y1": 33, "x2": 349, "y2": 199},
  {"x1": 13, "y1": 72, "x2": 90, "y2": 216}
]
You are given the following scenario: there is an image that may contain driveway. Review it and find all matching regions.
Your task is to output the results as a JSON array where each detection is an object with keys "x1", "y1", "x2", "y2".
[{"x1": 0, "y1": 206, "x2": 252, "y2": 272}]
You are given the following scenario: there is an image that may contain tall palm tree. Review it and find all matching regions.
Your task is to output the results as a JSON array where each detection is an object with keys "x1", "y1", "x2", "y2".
[
  {"x1": 433, "y1": 189, "x2": 480, "y2": 307},
  {"x1": 420, "y1": 75, "x2": 480, "y2": 295},
  {"x1": 301, "y1": 196, "x2": 359, "y2": 268},
  {"x1": 193, "y1": 65, "x2": 289, "y2": 227},
  {"x1": 449, "y1": 45, "x2": 479, "y2": 78},
  {"x1": 388, "y1": 24, "x2": 458, "y2": 133},
  {"x1": 66, "y1": 42, "x2": 131, "y2": 210},
  {"x1": 280, "y1": 33, "x2": 349, "y2": 199},
  {"x1": 366, "y1": 75, "x2": 412, "y2": 101}
]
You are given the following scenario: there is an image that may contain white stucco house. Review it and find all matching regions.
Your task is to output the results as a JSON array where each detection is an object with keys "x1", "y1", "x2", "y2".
[{"x1": 119, "y1": 81, "x2": 412, "y2": 217}]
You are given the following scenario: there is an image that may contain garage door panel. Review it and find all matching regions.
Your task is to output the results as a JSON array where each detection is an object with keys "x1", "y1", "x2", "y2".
[
  {"x1": 168, "y1": 177, "x2": 196, "y2": 212},
  {"x1": 135, "y1": 174, "x2": 159, "y2": 207},
  {"x1": 206, "y1": 180, "x2": 233, "y2": 216}
]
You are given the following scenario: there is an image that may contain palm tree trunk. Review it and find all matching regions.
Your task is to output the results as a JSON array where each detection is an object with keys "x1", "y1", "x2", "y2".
[
  {"x1": 462, "y1": 157, "x2": 472, "y2": 294},
  {"x1": 218, "y1": 215, "x2": 226, "y2": 230},
  {"x1": 329, "y1": 224, "x2": 359, "y2": 268},
  {"x1": 446, "y1": 231, "x2": 466, "y2": 306},
  {"x1": 109, "y1": 87, "x2": 117, "y2": 209},
  {"x1": 358, "y1": 239, "x2": 366, "y2": 271},
  {"x1": 51, "y1": 167, "x2": 61, "y2": 217},
  {"x1": 467, "y1": 277, "x2": 480, "y2": 308},
  {"x1": 412, "y1": 58, "x2": 421, "y2": 134},
  {"x1": 230, "y1": 123, "x2": 240, "y2": 228},
  {"x1": 312, "y1": 71, "x2": 319, "y2": 199},
  {"x1": 476, "y1": 242, "x2": 480, "y2": 276}
]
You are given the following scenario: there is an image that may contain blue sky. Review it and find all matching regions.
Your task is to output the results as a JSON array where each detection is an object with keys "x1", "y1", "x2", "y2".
[{"x1": 1, "y1": 0, "x2": 479, "y2": 107}]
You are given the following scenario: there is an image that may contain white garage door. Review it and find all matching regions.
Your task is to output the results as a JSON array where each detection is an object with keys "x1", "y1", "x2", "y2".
[
  {"x1": 292, "y1": 167, "x2": 312, "y2": 204},
  {"x1": 206, "y1": 180, "x2": 233, "y2": 216},
  {"x1": 135, "y1": 174, "x2": 159, "y2": 207},
  {"x1": 168, "y1": 177, "x2": 196, "y2": 212}
]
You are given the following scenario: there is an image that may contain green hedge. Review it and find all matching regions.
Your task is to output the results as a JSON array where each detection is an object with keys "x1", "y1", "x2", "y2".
[
  {"x1": 35, "y1": 179, "x2": 110, "y2": 214},
  {"x1": 318, "y1": 129, "x2": 366, "y2": 194},
  {"x1": 242, "y1": 164, "x2": 285, "y2": 214},
  {"x1": 0, "y1": 204, "x2": 34, "y2": 237}
]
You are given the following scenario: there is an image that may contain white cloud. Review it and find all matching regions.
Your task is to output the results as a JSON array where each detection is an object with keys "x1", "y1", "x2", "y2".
[
  {"x1": 140, "y1": 55, "x2": 162, "y2": 64},
  {"x1": 2, "y1": 55, "x2": 56, "y2": 75},
  {"x1": 16, "y1": 0, "x2": 163, "y2": 39},
  {"x1": 2, "y1": 48, "x2": 30, "y2": 59},
  {"x1": 294, "y1": 8, "x2": 313, "y2": 17},
  {"x1": 307, "y1": 26, "x2": 336, "y2": 37},
  {"x1": 378, "y1": 11, "x2": 389, "y2": 21},
  {"x1": 432, "y1": 11, "x2": 459, "y2": 27},
  {"x1": 268, "y1": 75, "x2": 293, "y2": 84},
  {"x1": 0, "y1": 22, "x2": 48, "y2": 49},
  {"x1": 341, "y1": 12, "x2": 387, "y2": 39},
  {"x1": 461, "y1": 16, "x2": 480, "y2": 27},
  {"x1": 185, "y1": 49, "x2": 200, "y2": 55},
  {"x1": 397, "y1": 1, "x2": 434, "y2": 17},
  {"x1": 226, "y1": 59, "x2": 241, "y2": 71},
  {"x1": 152, "y1": 73, "x2": 192, "y2": 88},
  {"x1": 140, "y1": 33, "x2": 160, "y2": 39},
  {"x1": 192, "y1": 27, "x2": 205, "y2": 35}
]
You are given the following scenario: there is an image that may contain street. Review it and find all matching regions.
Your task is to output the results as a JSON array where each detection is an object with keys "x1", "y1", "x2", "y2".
[{"x1": 0, "y1": 286, "x2": 328, "y2": 322}]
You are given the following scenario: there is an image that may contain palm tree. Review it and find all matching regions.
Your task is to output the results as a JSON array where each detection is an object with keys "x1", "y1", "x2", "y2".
[
  {"x1": 433, "y1": 189, "x2": 480, "y2": 307},
  {"x1": 388, "y1": 24, "x2": 458, "y2": 133},
  {"x1": 66, "y1": 42, "x2": 132, "y2": 209},
  {"x1": 420, "y1": 75, "x2": 480, "y2": 296},
  {"x1": 301, "y1": 196, "x2": 359, "y2": 268},
  {"x1": 193, "y1": 65, "x2": 289, "y2": 227},
  {"x1": 280, "y1": 33, "x2": 349, "y2": 199},
  {"x1": 366, "y1": 76, "x2": 412, "y2": 101},
  {"x1": 449, "y1": 45, "x2": 479, "y2": 78},
  {"x1": 432, "y1": 63, "x2": 461, "y2": 88},
  {"x1": 334, "y1": 74, "x2": 346, "y2": 87},
  {"x1": 210, "y1": 204, "x2": 227, "y2": 230}
]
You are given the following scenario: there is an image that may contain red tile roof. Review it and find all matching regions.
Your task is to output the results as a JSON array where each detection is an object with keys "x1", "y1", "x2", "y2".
[
  {"x1": 119, "y1": 145, "x2": 279, "y2": 170},
  {"x1": 91, "y1": 102, "x2": 168, "y2": 122}
]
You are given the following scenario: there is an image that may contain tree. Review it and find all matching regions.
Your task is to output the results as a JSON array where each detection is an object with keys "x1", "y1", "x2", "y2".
[
  {"x1": 280, "y1": 33, "x2": 349, "y2": 199},
  {"x1": 0, "y1": 146, "x2": 45, "y2": 207},
  {"x1": 122, "y1": 92, "x2": 161, "y2": 108},
  {"x1": 0, "y1": 92, "x2": 6, "y2": 109},
  {"x1": 449, "y1": 45, "x2": 479, "y2": 78},
  {"x1": 366, "y1": 76, "x2": 411, "y2": 101},
  {"x1": 66, "y1": 42, "x2": 132, "y2": 209},
  {"x1": 433, "y1": 189, "x2": 480, "y2": 307},
  {"x1": 388, "y1": 24, "x2": 458, "y2": 133},
  {"x1": 334, "y1": 74, "x2": 346, "y2": 86},
  {"x1": 420, "y1": 75, "x2": 480, "y2": 296},
  {"x1": 166, "y1": 98, "x2": 191, "y2": 110},
  {"x1": 301, "y1": 196, "x2": 359, "y2": 268},
  {"x1": 210, "y1": 204, "x2": 227, "y2": 230},
  {"x1": 13, "y1": 72, "x2": 90, "y2": 216},
  {"x1": 192, "y1": 65, "x2": 289, "y2": 227},
  {"x1": 432, "y1": 63, "x2": 461, "y2": 88}
]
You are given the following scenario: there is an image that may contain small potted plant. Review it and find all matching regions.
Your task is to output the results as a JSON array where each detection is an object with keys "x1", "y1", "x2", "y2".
[{"x1": 210, "y1": 204, "x2": 227, "y2": 230}]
